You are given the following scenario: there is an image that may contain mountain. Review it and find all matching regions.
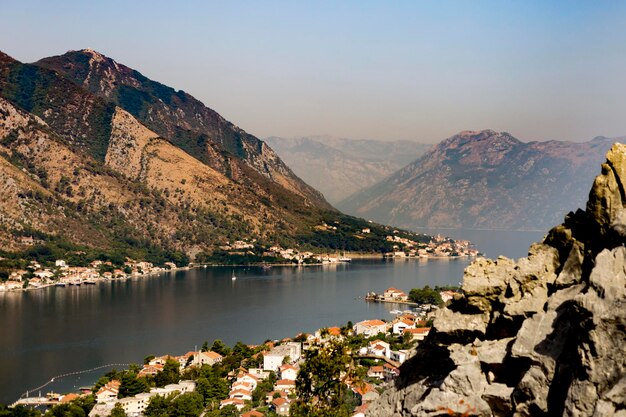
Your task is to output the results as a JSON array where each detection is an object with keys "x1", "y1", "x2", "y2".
[
  {"x1": 264, "y1": 136, "x2": 430, "y2": 203},
  {"x1": 368, "y1": 143, "x2": 626, "y2": 416},
  {"x1": 338, "y1": 129, "x2": 619, "y2": 231},
  {"x1": 0, "y1": 49, "x2": 400, "y2": 262}
]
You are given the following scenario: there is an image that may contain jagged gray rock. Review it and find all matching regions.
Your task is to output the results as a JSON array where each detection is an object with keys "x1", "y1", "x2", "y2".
[{"x1": 367, "y1": 143, "x2": 626, "y2": 417}]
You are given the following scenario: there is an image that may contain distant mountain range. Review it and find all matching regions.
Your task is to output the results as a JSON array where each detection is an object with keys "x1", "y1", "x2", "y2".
[
  {"x1": 264, "y1": 136, "x2": 430, "y2": 203},
  {"x1": 337, "y1": 130, "x2": 621, "y2": 231},
  {"x1": 0, "y1": 49, "x2": 404, "y2": 260}
]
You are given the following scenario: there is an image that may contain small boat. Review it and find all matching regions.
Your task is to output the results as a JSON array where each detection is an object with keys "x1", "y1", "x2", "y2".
[
  {"x1": 55, "y1": 282, "x2": 66, "y2": 287},
  {"x1": 390, "y1": 309, "x2": 402, "y2": 315},
  {"x1": 338, "y1": 257, "x2": 352, "y2": 262},
  {"x1": 83, "y1": 280, "x2": 96, "y2": 285},
  {"x1": 231, "y1": 271, "x2": 237, "y2": 281}
]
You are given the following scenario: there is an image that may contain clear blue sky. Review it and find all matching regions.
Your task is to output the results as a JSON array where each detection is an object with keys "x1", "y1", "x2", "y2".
[{"x1": 1, "y1": 1, "x2": 625, "y2": 143}]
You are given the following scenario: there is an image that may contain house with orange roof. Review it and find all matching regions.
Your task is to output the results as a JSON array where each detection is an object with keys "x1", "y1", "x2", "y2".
[
  {"x1": 383, "y1": 287, "x2": 408, "y2": 301},
  {"x1": 274, "y1": 379, "x2": 296, "y2": 393},
  {"x1": 229, "y1": 388, "x2": 252, "y2": 401},
  {"x1": 138, "y1": 364, "x2": 164, "y2": 378},
  {"x1": 367, "y1": 365, "x2": 384, "y2": 380},
  {"x1": 383, "y1": 363, "x2": 400, "y2": 379},
  {"x1": 220, "y1": 398, "x2": 245, "y2": 411},
  {"x1": 403, "y1": 327, "x2": 431, "y2": 342},
  {"x1": 271, "y1": 397, "x2": 291, "y2": 416},
  {"x1": 392, "y1": 317, "x2": 416, "y2": 335},
  {"x1": 193, "y1": 350, "x2": 223, "y2": 366},
  {"x1": 354, "y1": 319, "x2": 388, "y2": 337},
  {"x1": 350, "y1": 382, "x2": 380, "y2": 403},
  {"x1": 95, "y1": 380, "x2": 121, "y2": 403},
  {"x1": 367, "y1": 340, "x2": 390, "y2": 359},
  {"x1": 279, "y1": 364, "x2": 298, "y2": 381}
]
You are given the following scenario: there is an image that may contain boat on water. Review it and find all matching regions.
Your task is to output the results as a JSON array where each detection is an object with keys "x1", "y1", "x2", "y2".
[
  {"x1": 83, "y1": 280, "x2": 96, "y2": 285},
  {"x1": 55, "y1": 282, "x2": 66, "y2": 288},
  {"x1": 389, "y1": 309, "x2": 402, "y2": 315},
  {"x1": 231, "y1": 271, "x2": 237, "y2": 281},
  {"x1": 338, "y1": 257, "x2": 352, "y2": 262}
]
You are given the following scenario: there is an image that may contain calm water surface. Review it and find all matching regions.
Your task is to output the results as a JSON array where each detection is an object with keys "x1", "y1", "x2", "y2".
[{"x1": 0, "y1": 258, "x2": 470, "y2": 402}]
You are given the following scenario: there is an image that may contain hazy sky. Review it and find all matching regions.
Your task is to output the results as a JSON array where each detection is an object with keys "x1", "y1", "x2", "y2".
[{"x1": 1, "y1": 1, "x2": 626, "y2": 143}]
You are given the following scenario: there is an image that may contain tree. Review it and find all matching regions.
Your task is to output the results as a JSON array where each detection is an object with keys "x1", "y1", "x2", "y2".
[
  {"x1": 409, "y1": 286, "x2": 443, "y2": 306},
  {"x1": 291, "y1": 340, "x2": 357, "y2": 417},
  {"x1": 72, "y1": 395, "x2": 95, "y2": 415},
  {"x1": 109, "y1": 403, "x2": 126, "y2": 417},
  {"x1": 119, "y1": 372, "x2": 149, "y2": 398},
  {"x1": 154, "y1": 359, "x2": 180, "y2": 387},
  {"x1": 201, "y1": 341, "x2": 209, "y2": 352},
  {"x1": 169, "y1": 392, "x2": 204, "y2": 417},
  {"x1": 210, "y1": 340, "x2": 230, "y2": 356},
  {"x1": 43, "y1": 403, "x2": 85, "y2": 417}
]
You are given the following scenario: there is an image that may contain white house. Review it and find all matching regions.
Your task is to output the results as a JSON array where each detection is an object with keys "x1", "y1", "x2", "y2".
[
  {"x1": 119, "y1": 392, "x2": 151, "y2": 417},
  {"x1": 354, "y1": 320, "x2": 388, "y2": 337},
  {"x1": 229, "y1": 389, "x2": 253, "y2": 401},
  {"x1": 220, "y1": 398, "x2": 245, "y2": 411},
  {"x1": 193, "y1": 350, "x2": 223, "y2": 366},
  {"x1": 275, "y1": 379, "x2": 296, "y2": 393},
  {"x1": 367, "y1": 340, "x2": 390, "y2": 359},
  {"x1": 279, "y1": 364, "x2": 298, "y2": 381},
  {"x1": 390, "y1": 349, "x2": 408, "y2": 364},
  {"x1": 263, "y1": 342, "x2": 301, "y2": 371},
  {"x1": 392, "y1": 318, "x2": 416, "y2": 335},
  {"x1": 403, "y1": 327, "x2": 431, "y2": 342}
]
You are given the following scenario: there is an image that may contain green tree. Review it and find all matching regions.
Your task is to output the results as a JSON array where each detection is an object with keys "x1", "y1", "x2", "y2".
[
  {"x1": 291, "y1": 340, "x2": 357, "y2": 417},
  {"x1": 210, "y1": 340, "x2": 230, "y2": 356},
  {"x1": 43, "y1": 403, "x2": 85, "y2": 417},
  {"x1": 154, "y1": 359, "x2": 180, "y2": 387},
  {"x1": 119, "y1": 372, "x2": 149, "y2": 398},
  {"x1": 109, "y1": 403, "x2": 126, "y2": 417},
  {"x1": 201, "y1": 341, "x2": 209, "y2": 352},
  {"x1": 409, "y1": 286, "x2": 443, "y2": 306},
  {"x1": 72, "y1": 395, "x2": 95, "y2": 415},
  {"x1": 0, "y1": 405, "x2": 41, "y2": 417},
  {"x1": 169, "y1": 392, "x2": 204, "y2": 417}
]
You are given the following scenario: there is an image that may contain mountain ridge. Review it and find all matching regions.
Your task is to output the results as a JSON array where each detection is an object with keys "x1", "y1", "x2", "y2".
[
  {"x1": 0, "y1": 49, "x2": 405, "y2": 262},
  {"x1": 265, "y1": 136, "x2": 430, "y2": 203},
  {"x1": 338, "y1": 130, "x2": 620, "y2": 231}
]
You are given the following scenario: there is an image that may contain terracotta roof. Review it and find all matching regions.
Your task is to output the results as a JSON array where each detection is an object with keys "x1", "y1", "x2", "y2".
[
  {"x1": 327, "y1": 327, "x2": 341, "y2": 336},
  {"x1": 273, "y1": 397, "x2": 288, "y2": 406},
  {"x1": 276, "y1": 379, "x2": 295, "y2": 386},
  {"x1": 202, "y1": 351, "x2": 223, "y2": 359},
  {"x1": 60, "y1": 393, "x2": 79, "y2": 403},
  {"x1": 241, "y1": 411, "x2": 264, "y2": 417},
  {"x1": 404, "y1": 327, "x2": 431, "y2": 334},
  {"x1": 369, "y1": 366, "x2": 384, "y2": 372},
  {"x1": 360, "y1": 319, "x2": 386, "y2": 327}
]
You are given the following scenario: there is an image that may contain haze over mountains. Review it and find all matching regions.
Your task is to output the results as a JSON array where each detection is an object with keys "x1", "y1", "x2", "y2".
[
  {"x1": 0, "y1": 49, "x2": 398, "y2": 259},
  {"x1": 337, "y1": 130, "x2": 620, "y2": 231},
  {"x1": 264, "y1": 136, "x2": 430, "y2": 203}
]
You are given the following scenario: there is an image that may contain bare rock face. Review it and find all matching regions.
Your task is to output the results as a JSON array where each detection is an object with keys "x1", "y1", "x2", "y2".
[{"x1": 368, "y1": 143, "x2": 626, "y2": 416}]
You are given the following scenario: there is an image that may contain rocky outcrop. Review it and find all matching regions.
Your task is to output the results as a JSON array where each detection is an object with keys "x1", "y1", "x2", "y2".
[{"x1": 368, "y1": 143, "x2": 626, "y2": 416}]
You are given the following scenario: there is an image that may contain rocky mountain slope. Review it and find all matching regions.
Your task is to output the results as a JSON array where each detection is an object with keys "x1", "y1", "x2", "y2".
[
  {"x1": 338, "y1": 130, "x2": 619, "y2": 231},
  {"x1": 368, "y1": 143, "x2": 626, "y2": 416},
  {"x1": 35, "y1": 49, "x2": 327, "y2": 207},
  {"x1": 0, "y1": 49, "x2": 396, "y2": 260},
  {"x1": 265, "y1": 136, "x2": 430, "y2": 203}
]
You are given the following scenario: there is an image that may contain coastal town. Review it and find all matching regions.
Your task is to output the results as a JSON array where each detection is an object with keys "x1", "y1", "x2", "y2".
[
  {"x1": 0, "y1": 232, "x2": 478, "y2": 292},
  {"x1": 9, "y1": 286, "x2": 446, "y2": 417}
]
